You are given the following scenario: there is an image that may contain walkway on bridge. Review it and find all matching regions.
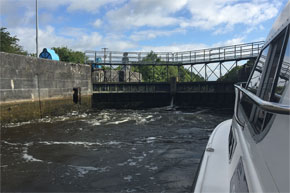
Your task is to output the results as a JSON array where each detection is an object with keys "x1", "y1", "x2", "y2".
[
  {"x1": 85, "y1": 41, "x2": 264, "y2": 65},
  {"x1": 86, "y1": 41, "x2": 264, "y2": 82}
]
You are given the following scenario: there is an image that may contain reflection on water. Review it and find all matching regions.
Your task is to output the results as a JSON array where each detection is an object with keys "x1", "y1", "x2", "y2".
[{"x1": 1, "y1": 107, "x2": 232, "y2": 193}]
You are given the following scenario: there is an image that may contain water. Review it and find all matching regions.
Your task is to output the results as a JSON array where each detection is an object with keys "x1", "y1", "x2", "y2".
[{"x1": 1, "y1": 107, "x2": 232, "y2": 192}]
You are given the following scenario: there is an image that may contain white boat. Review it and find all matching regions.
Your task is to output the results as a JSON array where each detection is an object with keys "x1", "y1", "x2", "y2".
[{"x1": 193, "y1": 1, "x2": 290, "y2": 193}]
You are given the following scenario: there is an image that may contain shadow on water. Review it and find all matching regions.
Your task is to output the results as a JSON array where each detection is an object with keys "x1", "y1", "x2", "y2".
[{"x1": 1, "y1": 107, "x2": 232, "y2": 192}]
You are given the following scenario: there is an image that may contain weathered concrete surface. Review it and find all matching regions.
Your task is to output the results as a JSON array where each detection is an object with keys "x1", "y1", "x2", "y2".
[
  {"x1": 92, "y1": 70, "x2": 142, "y2": 83},
  {"x1": 1, "y1": 108, "x2": 232, "y2": 192},
  {"x1": 0, "y1": 96, "x2": 91, "y2": 123},
  {"x1": 0, "y1": 52, "x2": 92, "y2": 123}
]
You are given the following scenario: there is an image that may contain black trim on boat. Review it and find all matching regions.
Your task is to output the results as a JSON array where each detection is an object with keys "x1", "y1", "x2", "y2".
[{"x1": 191, "y1": 149, "x2": 205, "y2": 192}]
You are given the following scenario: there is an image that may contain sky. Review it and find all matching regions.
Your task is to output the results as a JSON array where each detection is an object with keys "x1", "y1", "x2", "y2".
[{"x1": 0, "y1": 0, "x2": 288, "y2": 54}]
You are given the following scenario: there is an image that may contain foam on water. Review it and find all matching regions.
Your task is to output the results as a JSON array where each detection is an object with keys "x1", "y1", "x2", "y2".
[
  {"x1": 3, "y1": 111, "x2": 89, "y2": 127},
  {"x1": 106, "y1": 118, "x2": 131, "y2": 125},
  {"x1": 70, "y1": 165, "x2": 110, "y2": 177},
  {"x1": 38, "y1": 141, "x2": 102, "y2": 146},
  {"x1": 84, "y1": 110, "x2": 162, "y2": 126},
  {"x1": 22, "y1": 147, "x2": 43, "y2": 162},
  {"x1": 123, "y1": 175, "x2": 133, "y2": 182}
]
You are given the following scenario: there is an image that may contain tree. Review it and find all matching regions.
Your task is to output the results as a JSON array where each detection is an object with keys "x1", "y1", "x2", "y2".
[
  {"x1": 52, "y1": 47, "x2": 86, "y2": 63},
  {"x1": 218, "y1": 59, "x2": 255, "y2": 82},
  {"x1": 131, "y1": 51, "x2": 204, "y2": 82},
  {"x1": 0, "y1": 27, "x2": 27, "y2": 55}
]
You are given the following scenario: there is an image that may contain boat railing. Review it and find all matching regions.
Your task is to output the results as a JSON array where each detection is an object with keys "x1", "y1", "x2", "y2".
[{"x1": 234, "y1": 83, "x2": 290, "y2": 126}]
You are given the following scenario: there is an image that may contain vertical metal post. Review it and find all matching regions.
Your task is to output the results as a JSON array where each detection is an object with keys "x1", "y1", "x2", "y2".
[
  {"x1": 181, "y1": 53, "x2": 183, "y2": 63},
  {"x1": 190, "y1": 51, "x2": 192, "y2": 63},
  {"x1": 109, "y1": 52, "x2": 112, "y2": 63},
  {"x1": 125, "y1": 65, "x2": 127, "y2": 82},
  {"x1": 234, "y1": 45, "x2": 236, "y2": 58},
  {"x1": 205, "y1": 63, "x2": 207, "y2": 81},
  {"x1": 195, "y1": 52, "x2": 196, "y2": 63},
  {"x1": 209, "y1": 50, "x2": 211, "y2": 60},
  {"x1": 35, "y1": 0, "x2": 38, "y2": 57},
  {"x1": 167, "y1": 65, "x2": 169, "y2": 82},
  {"x1": 224, "y1": 49, "x2": 225, "y2": 59},
  {"x1": 203, "y1": 50, "x2": 205, "y2": 62},
  {"x1": 219, "y1": 48, "x2": 220, "y2": 60},
  {"x1": 102, "y1": 48, "x2": 107, "y2": 64},
  {"x1": 252, "y1": 43, "x2": 254, "y2": 56},
  {"x1": 219, "y1": 62, "x2": 222, "y2": 79},
  {"x1": 240, "y1": 46, "x2": 242, "y2": 58},
  {"x1": 139, "y1": 67, "x2": 141, "y2": 82},
  {"x1": 191, "y1": 64, "x2": 193, "y2": 82},
  {"x1": 110, "y1": 64, "x2": 112, "y2": 82}
]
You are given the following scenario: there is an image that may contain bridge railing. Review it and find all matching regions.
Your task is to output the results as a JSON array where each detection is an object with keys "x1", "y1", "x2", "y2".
[{"x1": 85, "y1": 41, "x2": 264, "y2": 65}]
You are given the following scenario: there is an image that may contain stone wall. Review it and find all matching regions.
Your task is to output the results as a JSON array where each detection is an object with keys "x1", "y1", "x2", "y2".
[{"x1": 0, "y1": 52, "x2": 92, "y2": 123}]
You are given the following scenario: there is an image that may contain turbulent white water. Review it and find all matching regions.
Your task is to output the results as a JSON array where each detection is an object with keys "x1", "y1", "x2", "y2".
[{"x1": 1, "y1": 108, "x2": 232, "y2": 192}]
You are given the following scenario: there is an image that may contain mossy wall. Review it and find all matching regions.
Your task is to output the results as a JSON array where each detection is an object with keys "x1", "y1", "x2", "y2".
[{"x1": 0, "y1": 52, "x2": 92, "y2": 123}]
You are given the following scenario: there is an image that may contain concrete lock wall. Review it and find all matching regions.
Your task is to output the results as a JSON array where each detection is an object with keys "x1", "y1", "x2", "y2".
[
  {"x1": 92, "y1": 70, "x2": 142, "y2": 83},
  {"x1": 0, "y1": 52, "x2": 92, "y2": 123}
]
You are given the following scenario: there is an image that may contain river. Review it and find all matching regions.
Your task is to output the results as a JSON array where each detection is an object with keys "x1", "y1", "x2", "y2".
[{"x1": 1, "y1": 107, "x2": 232, "y2": 192}]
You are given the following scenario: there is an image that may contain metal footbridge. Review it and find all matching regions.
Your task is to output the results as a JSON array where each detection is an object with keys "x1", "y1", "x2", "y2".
[{"x1": 85, "y1": 41, "x2": 264, "y2": 65}]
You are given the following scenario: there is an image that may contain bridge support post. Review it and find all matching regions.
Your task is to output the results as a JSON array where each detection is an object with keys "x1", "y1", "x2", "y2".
[
  {"x1": 191, "y1": 64, "x2": 193, "y2": 82},
  {"x1": 205, "y1": 63, "x2": 207, "y2": 81},
  {"x1": 170, "y1": 77, "x2": 177, "y2": 96}
]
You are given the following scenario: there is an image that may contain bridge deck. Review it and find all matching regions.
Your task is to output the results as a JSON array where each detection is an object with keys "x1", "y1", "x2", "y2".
[{"x1": 86, "y1": 41, "x2": 264, "y2": 66}]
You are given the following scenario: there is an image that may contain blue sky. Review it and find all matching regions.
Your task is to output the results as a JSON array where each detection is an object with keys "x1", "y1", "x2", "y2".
[{"x1": 0, "y1": 0, "x2": 288, "y2": 54}]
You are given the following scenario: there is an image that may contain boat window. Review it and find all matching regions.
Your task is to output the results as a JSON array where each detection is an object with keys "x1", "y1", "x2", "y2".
[
  {"x1": 252, "y1": 30, "x2": 287, "y2": 134},
  {"x1": 247, "y1": 46, "x2": 269, "y2": 94},
  {"x1": 272, "y1": 32, "x2": 290, "y2": 103},
  {"x1": 240, "y1": 46, "x2": 270, "y2": 119},
  {"x1": 239, "y1": 27, "x2": 288, "y2": 141}
]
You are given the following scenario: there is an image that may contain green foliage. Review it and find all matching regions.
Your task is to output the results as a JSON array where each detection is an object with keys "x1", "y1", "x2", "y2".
[
  {"x1": 218, "y1": 59, "x2": 255, "y2": 82},
  {"x1": 0, "y1": 27, "x2": 27, "y2": 55},
  {"x1": 52, "y1": 47, "x2": 86, "y2": 63},
  {"x1": 131, "y1": 51, "x2": 204, "y2": 82},
  {"x1": 218, "y1": 65, "x2": 243, "y2": 82}
]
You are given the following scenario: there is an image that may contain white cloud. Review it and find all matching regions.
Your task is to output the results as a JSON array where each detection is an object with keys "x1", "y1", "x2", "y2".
[
  {"x1": 139, "y1": 43, "x2": 208, "y2": 52},
  {"x1": 9, "y1": 26, "x2": 102, "y2": 53},
  {"x1": 138, "y1": 36, "x2": 246, "y2": 52},
  {"x1": 106, "y1": 0, "x2": 188, "y2": 29},
  {"x1": 213, "y1": 37, "x2": 245, "y2": 47},
  {"x1": 93, "y1": 19, "x2": 102, "y2": 28},
  {"x1": 130, "y1": 29, "x2": 185, "y2": 41},
  {"x1": 182, "y1": 0, "x2": 281, "y2": 31},
  {"x1": 9, "y1": 25, "x2": 136, "y2": 54},
  {"x1": 65, "y1": 0, "x2": 123, "y2": 13}
]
